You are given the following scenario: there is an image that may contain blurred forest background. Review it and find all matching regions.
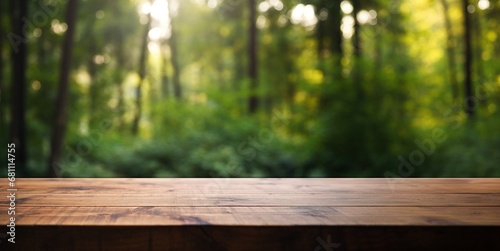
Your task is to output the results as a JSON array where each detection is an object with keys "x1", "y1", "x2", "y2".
[{"x1": 1, "y1": 0, "x2": 499, "y2": 178}]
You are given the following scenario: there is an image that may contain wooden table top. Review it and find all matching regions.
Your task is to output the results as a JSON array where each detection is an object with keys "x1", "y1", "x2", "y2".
[{"x1": 2, "y1": 178, "x2": 500, "y2": 226}]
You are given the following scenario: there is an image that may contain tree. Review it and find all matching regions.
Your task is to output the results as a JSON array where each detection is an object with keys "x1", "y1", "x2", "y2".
[
  {"x1": 83, "y1": 23, "x2": 100, "y2": 127},
  {"x1": 352, "y1": 0, "x2": 361, "y2": 56},
  {"x1": 315, "y1": 2, "x2": 326, "y2": 73},
  {"x1": 168, "y1": 0, "x2": 182, "y2": 100},
  {"x1": 9, "y1": 0, "x2": 28, "y2": 176},
  {"x1": 115, "y1": 38, "x2": 127, "y2": 129},
  {"x1": 131, "y1": 7, "x2": 152, "y2": 135},
  {"x1": 260, "y1": 5, "x2": 295, "y2": 110},
  {"x1": 218, "y1": 0, "x2": 246, "y2": 102},
  {"x1": 440, "y1": 0, "x2": 459, "y2": 102},
  {"x1": 0, "y1": 1, "x2": 6, "y2": 140},
  {"x1": 160, "y1": 42, "x2": 170, "y2": 98},
  {"x1": 472, "y1": 5, "x2": 484, "y2": 84},
  {"x1": 351, "y1": 0, "x2": 364, "y2": 100},
  {"x1": 462, "y1": 0, "x2": 474, "y2": 117},
  {"x1": 328, "y1": 1, "x2": 343, "y2": 68},
  {"x1": 248, "y1": 0, "x2": 258, "y2": 113},
  {"x1": 102, "y1": 1, "x2": 142, "y2": 131},
  {"x1": 311, "y1": 1, "x2": 343, "y2": 75},
  {"x1": 48, "y1": 0, "x2": 79, "y2": 177},
  {"x1": 312, "y1": 0, "x2": 343, "y2": 108}
]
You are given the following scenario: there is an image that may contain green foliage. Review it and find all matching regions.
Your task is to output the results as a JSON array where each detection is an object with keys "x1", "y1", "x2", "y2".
[
  {"x1": 56, "y1": 101, "x2": 305, "y2": 178},
  {"x1": 1, "y1": 0, "x2": 499, "y2": 178},
  {"x1": 421, "y1": 115, "x2": 500, "y2": 177}
]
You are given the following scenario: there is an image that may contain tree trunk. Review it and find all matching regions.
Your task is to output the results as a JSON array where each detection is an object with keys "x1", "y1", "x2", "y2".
[
  {"x1": 131, "y1": 10, "x2": 152, "y2": 135},
  {"x1": 462, "y1": 0, "x2": 474, "y2": 117},
  {"x1": 9, "y1": 0, "x2": 28, "y2": 176},
  {"x1": 373, "y1": 25, "x2": 383, "y2": 107},
  {"x1": 352, "y1": 0, "x2": 361, "y2": 57},
  {"x1": 351, "y1": 0, "x2": 364, "y2": 100},
  {"x1": 440, "y1": 0, "x2": 459, "y2": 102},
  {"x1": 168, "y1": 0, "x2": 182, "y2": 100},
  {"x1": 329, "y1": 1, "x2": 343, "y2": 62},
  {"x1": 473, "y1": 9, "x2": 484, "y2": 84},
  {"x1": 318, "y1": 1, "x2": 343, "y2": 108},
  {"x1": 82, "y1": 18, "x2": 99, "y2": 128},
  {"x1": 115, "y1": 39, "x2": 126, "y2": 131},
  {"x1": 248, "y1": 0, "x2": 258, "y2": 113},
  {"x1": 87, "y1": 55, "x2": 98, "y2": 127},
  {"x1": 316, "y1": 1, "x2": 326, "y2": 76},
  {"x1": 0, "y1": 2, "x2": 5, "y2": 141},
  {"x1": 48, "y1": 0, "x2": 79, "y2": 177},
  {"x1": 161, "y1": 44, "x2": 170, "y2": 98}
]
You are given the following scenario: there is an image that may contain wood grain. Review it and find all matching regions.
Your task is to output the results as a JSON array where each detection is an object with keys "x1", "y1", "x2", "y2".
[
  {"x1": 11, "y1": 206, "x2": 500, "y2": 226},
  {"x1": 1, "y1": 178, "x2": 500, "y2": 226},
  {"x1": 5, "y1": 178, "x2": 500, "y2": 194},
  {"x1": 1, "y1": 178, "x2": 499, "y2": 250},
  {"x1": 4, "y1": 193, "x2": 500, "y2": 207}
]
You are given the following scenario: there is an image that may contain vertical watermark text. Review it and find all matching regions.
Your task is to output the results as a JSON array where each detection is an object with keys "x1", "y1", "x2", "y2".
[{"x1": 5, "y1": 143, "x2": 17, "y2": 244}]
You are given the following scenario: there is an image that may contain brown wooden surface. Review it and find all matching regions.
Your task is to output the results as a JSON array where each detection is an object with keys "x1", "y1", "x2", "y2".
[
  {"x1": 1, "y1": 178, "x2": 500, "y2": 250},
  {"x1": 1, "y1": 178, "x2": 500, "y2": 226}
]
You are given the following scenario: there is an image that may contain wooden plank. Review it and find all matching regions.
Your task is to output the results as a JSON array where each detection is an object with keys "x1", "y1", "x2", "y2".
[
  {"x1": 2, "y1": 178, "x2": 499, "y2": 227},
  {"x1": 8, "y1": 184, "x2": 500, "y2": 194},
  {"x1": 3, "y1": 178, "x2": 499, "y2": 194},
  {"x1": 10, "y1": 206, "x2": 500, "y2": 226},
  {"x1": 7, "y1": 177, "x2": 500, "y2": 183},
  {"x1": 6, "y1": 178, "x2": 500, "y2": 186},
  {"x1": 2, "y1": 178, "x2": 500, "y2": 250},
  {"x1": 3, "y1": 193, "x2": 500, "y2": 207}
]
